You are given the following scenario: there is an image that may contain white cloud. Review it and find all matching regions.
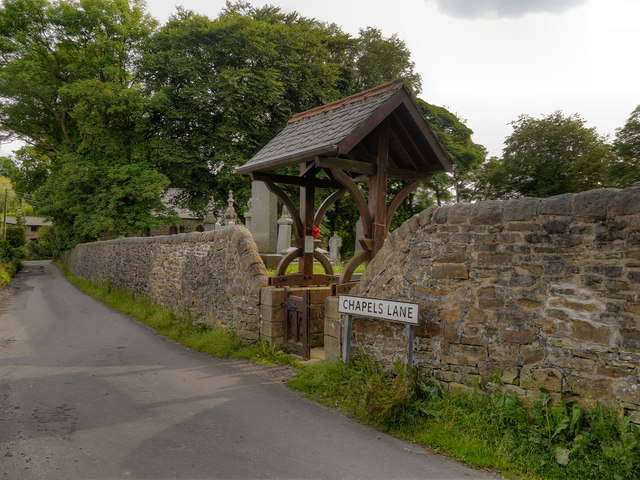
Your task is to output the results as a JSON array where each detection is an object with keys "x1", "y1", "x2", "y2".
[{"x1": 427, "y1": 0, "x2": 589, "y2": 19}]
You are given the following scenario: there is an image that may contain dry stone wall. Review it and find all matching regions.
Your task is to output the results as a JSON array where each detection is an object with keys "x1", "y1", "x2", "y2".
[
  {"x1": 348, "y1": 187, "x2": 640, "y2": 417},
  {"x1": 63, "y1": 227, "x2": 269, "y2": 339}
]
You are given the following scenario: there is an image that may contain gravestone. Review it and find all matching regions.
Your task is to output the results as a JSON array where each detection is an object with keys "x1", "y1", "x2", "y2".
[
  {"x1": 354, "y1": 218, "x2": 364, "y2": 255},
  {"x1": 277, "y1": 208, "x2": 293, "y2": 254},
  {"x1": 329, "y1": 232, "x2": 342, "y2": 265},
  {"x1": 247, "y1": 181, "x2": 280, "y2": 268}
]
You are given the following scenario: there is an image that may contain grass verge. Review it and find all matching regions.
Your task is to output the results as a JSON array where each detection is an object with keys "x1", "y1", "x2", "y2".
[
  {"x1": 54, "y1": 261, "x2": 299, "y2": 367},
  {"x1": 288, "y1": 357, "x2": 640, "y2": 480}
]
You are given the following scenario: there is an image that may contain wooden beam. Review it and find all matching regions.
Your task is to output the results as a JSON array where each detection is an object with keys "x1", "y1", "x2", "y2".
[
  {"x1": 316, "y1": 157, "x2": 376, "y2": 176},
  {"x1": 314, "y1": 188, "x2": 346, "y2": 227},
  {"x1": 370, "y1": 120, "x2": 389, "y2": 255},
  {"x1": 339, "y1": 250, "x2": 371, "y2": 284},
  {"x1": 251, "y1": 171, "x2": 340, "y2": 189},
  {"x1": 254, "y1": 176, "x2": 304, "y2": 239},
  {"x1": 386, "y1": 180, "x2": 422, "y2": 230},
  {"x1": 389, "y1": 124, "x2": 420, "y2": 170},
  {"x1": 329, "y1": 167, "x2": 372, "y2": 238},
  {"x1": 390, "y1": 110, "x2": 428, "y2": 168}
]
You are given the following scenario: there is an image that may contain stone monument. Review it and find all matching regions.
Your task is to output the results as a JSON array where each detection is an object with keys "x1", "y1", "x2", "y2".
[
  {"x1": 276, "y1": 208, "x2": 294, "y2": 254},
  {"x1": 329, "y1": 232, "x2": 342, "y2": 265},
  {"x1": 247, "y1": 181, "x2": 280, "y2": 268}
]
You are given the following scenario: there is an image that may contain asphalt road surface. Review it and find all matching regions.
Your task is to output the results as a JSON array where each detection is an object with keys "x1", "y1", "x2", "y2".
[{"x1": 0, "y1": 261, "x2": 499, "y2": 479}]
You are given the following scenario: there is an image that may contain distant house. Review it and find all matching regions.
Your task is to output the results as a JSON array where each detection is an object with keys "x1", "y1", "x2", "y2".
[
  {"x1": 143, "y1": 188, "x2": 208, "y2": 237},
  {"x1": 3, "y1": 216, "x2": 52, "y2": 241}
]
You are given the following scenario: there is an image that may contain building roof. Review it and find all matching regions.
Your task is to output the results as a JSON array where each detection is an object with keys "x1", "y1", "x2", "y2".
[
  {"x1": 4, "y1": 216, "x2": 52, "y2": 227},
  {"x1": 236, "y1": 79, "x2": 453, "y2": 176},
  {"x1": 161, "y1": 188, "x2": 201, "y2": 220}
]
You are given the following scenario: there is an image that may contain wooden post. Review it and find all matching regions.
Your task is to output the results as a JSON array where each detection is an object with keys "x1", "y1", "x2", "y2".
[
  {"x1": 370, "y1": 120, "x2": 389, "y2": 256},
  {"x1": 299, "y1": 163, "x2": 315, "y2": 277}
]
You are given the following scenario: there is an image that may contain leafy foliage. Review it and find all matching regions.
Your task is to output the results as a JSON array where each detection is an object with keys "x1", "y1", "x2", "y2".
[
  {"x1": 479, "y1": 111, "x2": 613, "y2": 198},
  {"x1": 609, "y1": 105, "x2": 640, "y2": 187},
  {"x1": 290, "y1": 357, "x2": 640, "y2": 480},
  {"x1": 0, "y1": 0, "x2": 172, "y2": 247}
]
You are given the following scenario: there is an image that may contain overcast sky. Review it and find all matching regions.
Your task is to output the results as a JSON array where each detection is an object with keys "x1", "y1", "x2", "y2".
[{"x1": 2, "y1": 0, "x2": 638, "y2": 158}]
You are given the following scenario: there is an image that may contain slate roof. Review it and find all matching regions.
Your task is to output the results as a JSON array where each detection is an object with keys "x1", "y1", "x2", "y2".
[
  {"x1": 4, "y1": 216, "x2": 52, "y2": 227},
  {"x1": 161, "y1": 188, "x2": 200, "y2": 219},
  {"x1": 237, "y1": 79, "x2": 453, "y2": 175}
]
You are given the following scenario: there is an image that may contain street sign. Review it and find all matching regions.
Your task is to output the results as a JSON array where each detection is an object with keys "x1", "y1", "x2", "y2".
[
  {"x1": 338, "y1": 295, "x2": 420, "y2": 366},
  {"x1": 338, "y1": 295, "x2": 419, "y2": 325}
]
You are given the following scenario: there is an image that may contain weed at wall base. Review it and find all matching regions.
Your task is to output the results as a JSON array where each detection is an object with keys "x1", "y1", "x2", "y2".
[{"x1": 288, "y1": 354, "x2": 640, "y2": 480}]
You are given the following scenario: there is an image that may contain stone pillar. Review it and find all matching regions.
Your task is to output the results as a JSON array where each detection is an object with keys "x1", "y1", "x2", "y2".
[
  {"x1": 276, "y1": 208, "x2": 293, "y2": 254},
  {"x1": 203, "y1": 212, "x2": 216, "y2": 231},
  {"x1": 224, "y1": 191, "x2": 238, "y2": 225},
  {"x1": 248, "y1": 181, "x2": 277, "y2": 253},
  {"x1": 354, "y1": 218, "x2": 364, "y2": 255},
  {"x1": 329, "y1": 232, "x2": 342, "y2": 265}
]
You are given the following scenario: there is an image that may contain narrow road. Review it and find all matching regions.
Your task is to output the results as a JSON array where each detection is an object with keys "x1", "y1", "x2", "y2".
[{"x1": 0, "y1": 261, "x2": 497, "y2": 479}]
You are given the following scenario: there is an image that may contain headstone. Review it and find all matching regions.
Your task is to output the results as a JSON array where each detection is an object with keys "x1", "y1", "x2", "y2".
[
  {"x1": 247, "y1": 181, "x2": 277, "y2": 253},
  {"x1": 354, "y1": 218, "x2": 364, "y2": 255},
  {"x1": 329, "y1": 232, "x2": 342, "y2": 265},
  {"x1": 276, "y1": 208, "x2": 293, "y2": 254}
]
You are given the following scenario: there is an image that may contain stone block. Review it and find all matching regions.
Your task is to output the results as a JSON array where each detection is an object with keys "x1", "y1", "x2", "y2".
[
  {"x1": 520, "y1": 345, "x2": 544, "y2": 364},
  {"x1": 469, "y1": 200, "x2": 503, "y2": 225},
  {"x1": 613, "y1": 187, "x2": 640, "y2": 216},
  {"x1": 619, "y1": 329, "x2": 640, "y2": 350},
  {"x1": 261, "y1": 287, "x2": 284, "y2": 307},
  {"x1": 440, "y1": 309, "x2": 460, "y2": 324},
  {"x1": 520, "y1": 366, "x2": 563, "y2": 392},
  {"x1": 573, "y1": 189, "x2": 614, "y2": 220},
  {"x1": 309, "y1": 287, "x2": 332, "y2": 304},
  {"x1": 597, "y1": 365, "x2": 635, "y2": 378},
  {"x1": 444, "y1": 325, "x2": 459, "y2": 343},
  {"x1": 517, "y1": 298, "x2": 543, "y2": 309},
  {"x1": 464, "y1": 307, "x2": 487, "y2": 324},
  {"x1": 261, "y1": 304, "x2": 284, "y2": 324},
  {"x1": 324, "y1": 335, "x2": 341, "y2": 361},
  {"x1": 325, "y1": 296, "x2": 339, "y2": 319},
  {"x1": 503, "y1": 197, "x2": 540, "y2": 222},
  {"x1": 431, "y1": 264, "x2": 469, "y2": 280},
  {"x1": 502, "y1": 328, "x2": 536, "y2": 344},
  {"x1": 570, "y1": 320, "x2": 611, "y2": 346},
  {"x1": 477, "y1": 252, "x2": 513, "y2": 265},
  {"x1": 543, "y1": 220, "x2": 570, "y2": 235},
  {"x1": 261, "y1": 318, "x2": 284, "y2": 338},
  {"x1": 488, "y1": 344, "x2": 520, "y2": 363},
  {"x1": 324, "y1": 317, "x2": 342, "y2": 339},
  {"x1": 426, "y1": 321, "x2": 442, "y2": 337},
  {"x1": 567, "y1": 375, "x2": 614, "y2": 401},
  {"x1": 539, "y1": 193, "x2": 574, "y2": 216}
]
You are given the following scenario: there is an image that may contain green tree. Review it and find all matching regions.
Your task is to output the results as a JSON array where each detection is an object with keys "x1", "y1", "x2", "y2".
[
  {"x1": 140, "y1": 3, "x2": 354, "y2": 214},
  {"x1": 418, "y1": 100, "x2": 486, "y2": 205},
  {"x1": 0, "y1": 0, "x2": 172, "y2": 246},
  {"x1": 354, "y1": 27, "x2": 421, "y2": 94},
  {"x1": 481, "y1": 112, "x2": 612, "y2": 199},
  {"x1": 609, "y1": 105, "x2": 640, "y2": 187}
]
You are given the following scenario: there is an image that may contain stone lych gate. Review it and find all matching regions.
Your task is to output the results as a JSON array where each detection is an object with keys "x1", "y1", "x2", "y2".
[{"x1": 237, "y1": 79, "x2": 452, "y2": 290}]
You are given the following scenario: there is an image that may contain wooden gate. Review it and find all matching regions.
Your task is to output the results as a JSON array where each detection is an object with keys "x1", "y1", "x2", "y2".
[{"x1": 282, "y1": 287, "x2": 310, "y2": 360}]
